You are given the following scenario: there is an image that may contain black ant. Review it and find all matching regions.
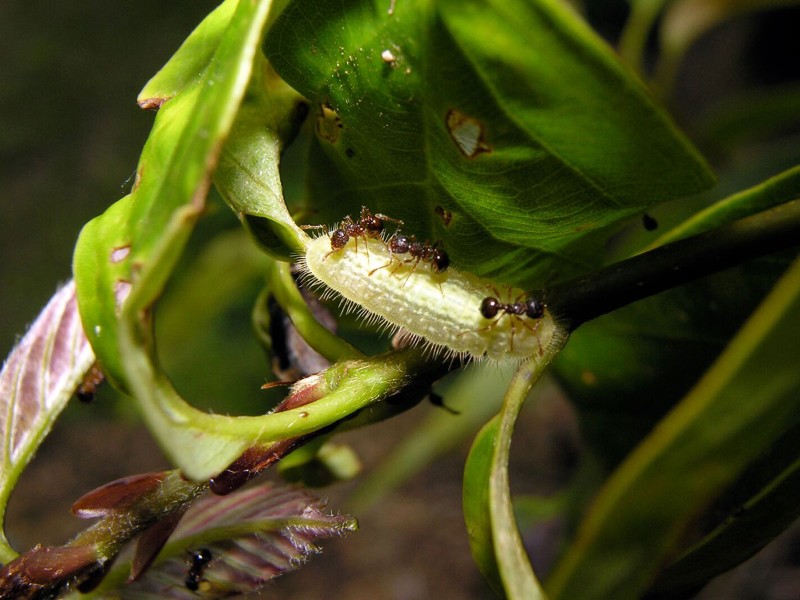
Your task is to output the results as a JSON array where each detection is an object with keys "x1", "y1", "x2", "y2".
[
  {"x1": 474, "y1": 290, "x2": 546, "y2": 352},
  {"x1": 370, "y1": 231, "x2": 449, "y2": 276},
  {"x1": 185, "y1": 548, "x2": 213, "y2": 592},
  {"x1": 479, "y1": 295, "x2": 545, "y2": 321},
  {"x1": 303, "y1": 206, "x2": 403, "y2": 258}
]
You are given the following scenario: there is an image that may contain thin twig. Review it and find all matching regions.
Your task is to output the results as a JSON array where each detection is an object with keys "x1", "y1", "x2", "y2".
[{"x1": 543, "y1": 199, "x2": 800, "y2": 331}]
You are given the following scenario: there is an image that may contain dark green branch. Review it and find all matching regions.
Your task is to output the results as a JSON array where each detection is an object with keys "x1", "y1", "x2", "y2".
[{"x1": 544, "y1": 199, "x2": 800, "y2": 331}]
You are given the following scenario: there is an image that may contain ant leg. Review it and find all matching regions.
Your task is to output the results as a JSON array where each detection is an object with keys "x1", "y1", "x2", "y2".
[
  {"x1": 368, "y1": 258, "x2": 395, "y2": 276},
  {"x1": 375, "y1": 213, "x2": 404, "y2": 229},
  {"x1": 388, "y1": 255, "x2": 409, "y2": 276},
  {"x1": 400, "y1": 257, "x2": 422, "y2": 286},
  {"x1": 517, "y1": 317, "x2": 543, "y2": 336},
  {"x1": 517, "y1": 318, "x2": 544, "y2": 355},
  {"x1": 374, "y1": 213, "x2": 403, "y2": 224},
  {"x1": 510, "y1": 316, "x2": 544, "y2": 355},
  {"x1": 508, "y1": 316, "x2": 517, "y2": 352},
  {"x1": 456, "y1": 315, "x2": 503, "y2": 339}
]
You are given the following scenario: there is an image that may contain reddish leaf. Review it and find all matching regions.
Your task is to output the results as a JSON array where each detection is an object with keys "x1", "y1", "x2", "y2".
[{"x1": 72, "y1": 472, "x2": 168, "y2": 518}]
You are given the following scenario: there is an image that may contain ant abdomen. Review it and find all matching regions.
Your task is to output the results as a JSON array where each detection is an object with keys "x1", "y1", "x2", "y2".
[
  {"x1": 525, "y1": 297, "x2": 545, "y2": 319},
  {"x1": 389, "y1": 233, "x2": 410, "y2": 254},
  {"x1": 330, "y1": 228, "x2": 349, "y2": 251}
]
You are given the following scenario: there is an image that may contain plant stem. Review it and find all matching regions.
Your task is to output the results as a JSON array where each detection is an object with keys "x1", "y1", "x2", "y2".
[{"x1": 544, "y1": 199, "x2": 800, "y2": 331}]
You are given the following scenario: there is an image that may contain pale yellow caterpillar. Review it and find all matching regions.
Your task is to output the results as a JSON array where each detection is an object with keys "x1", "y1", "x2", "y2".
[{"x1": 299, "y1": 229, "x2": 565, "y2": 363}]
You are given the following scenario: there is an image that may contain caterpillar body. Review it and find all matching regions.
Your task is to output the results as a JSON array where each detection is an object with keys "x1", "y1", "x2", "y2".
[{"x1": 300, "y1": 232, "x2": 564, "y2": 362}]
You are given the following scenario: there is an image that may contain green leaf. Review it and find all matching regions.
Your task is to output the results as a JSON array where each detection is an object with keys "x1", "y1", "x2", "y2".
[
  {"x1": 73, "y1": 0, "x2": 281, "y2": 477},
  {"x1": 464, "y1": 344, "x2": 565, "y2": 599},
  {"x1": 553, "y1": 172, "x2": 800, "y2": 465},
  {"x1": 464, "y1": 416, "x2": 505, "y2": 595},
  {"x1": 552, "y1": 272, "x2": 758, "y2": 466},
  {"x1": 0, "y1": 282, "x2": 95, "y2": 563},
  {"x1": 137, "y1": 0, "x2": 239, "y2": 108},
  {"x1": 649, "y1": 165, "x2": 800, "y2": 248},
  {"x1": 650, "y1": 424, "x2": 800, "y2": 596},
  {"x1": 618, "y1": 0, "x2": 671, "y2": 75},
  {"x1": 546, "y1": 256, "x2": 800, "y2": 600},
  {"x1": 212, "y1": 60, "x2": 309, "y2": 260},
  {"x1": 264, "y1": 0, "x2": 714, "y2": 284}
]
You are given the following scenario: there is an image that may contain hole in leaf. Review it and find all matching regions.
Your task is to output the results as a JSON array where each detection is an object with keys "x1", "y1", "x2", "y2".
[{"x1": 445, "y1": 109, "x2": 491, "y2": 158}]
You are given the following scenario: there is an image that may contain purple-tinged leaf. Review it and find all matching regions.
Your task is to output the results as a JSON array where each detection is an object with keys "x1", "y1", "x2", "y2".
[
  {"x1": 118, "y1": 482, "x2": 356, "y2": 598},
  {"x1": 0, "y1": 281, "x2": 96, "y2": 562}
]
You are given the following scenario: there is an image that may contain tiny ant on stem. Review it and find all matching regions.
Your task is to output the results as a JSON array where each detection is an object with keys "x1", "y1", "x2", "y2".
[
  {"x1": 302, "y1": 206, "x2": 403, "y2": 258},
  {"x1": 185, "y1": 548, "x2": 213, "y2": 592}
]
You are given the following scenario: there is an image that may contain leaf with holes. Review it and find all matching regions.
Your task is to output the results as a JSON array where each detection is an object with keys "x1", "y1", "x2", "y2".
[{"x1": 263, "y1": 0, "x2": 714, "y2": 285}]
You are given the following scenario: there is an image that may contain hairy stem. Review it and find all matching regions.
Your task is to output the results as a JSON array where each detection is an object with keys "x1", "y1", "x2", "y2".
[{"x1": 544, "y1": 199, "x2": 800, "y2": 331}]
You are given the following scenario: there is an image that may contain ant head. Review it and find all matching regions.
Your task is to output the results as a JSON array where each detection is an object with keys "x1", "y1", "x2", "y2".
[
  {"x1": 330, "y1": 229, "x2": 349, "y2": 250},
  {"x1": 390, "y1": 233, "x2": 410, "y2": 254},
  {"x1": 360, "y1": 207, "x2": 383, "y2": 234},
  {"x1": 191, "y1": 548, "x2": 213, "y2": 566},
  {"x1": 431, "y1": 248, "x2": 449, "y2": 272},
  {"x1": 480, "y1": 297, "x2": 501, "y2": 319},
  {"x1": 363, "y1": 214, "x2": 383, "y2": 234},
  {"x1": 525, "y1": 297, "x2": 544, "y2": 319}
]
